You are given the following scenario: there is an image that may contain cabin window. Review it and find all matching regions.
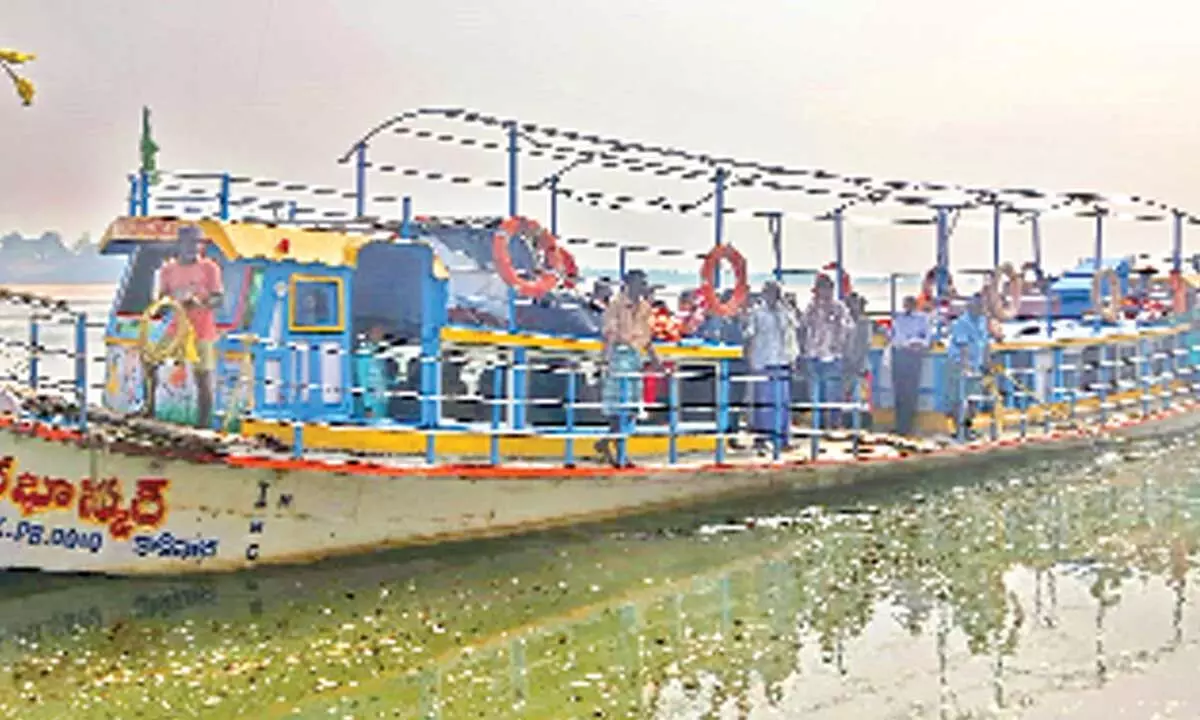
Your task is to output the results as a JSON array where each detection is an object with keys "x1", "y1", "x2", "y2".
[
  {"x1": 289, "y1": 275, "x2": 344, "y2": 333},
  {"x1": 215, "y1": 265, "x2": 248, "y2": 327},
  {"x1": 114, "y1": 244, "x2": 175, "y2": 315},
  {"x1": 212, "y1": 263, "x2": 265, "y2": 332}
]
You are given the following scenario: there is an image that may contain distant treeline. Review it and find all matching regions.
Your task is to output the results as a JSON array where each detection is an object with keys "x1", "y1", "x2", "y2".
[{"x1": 0, "y1": 232, "x2": 123, "y2": 284}]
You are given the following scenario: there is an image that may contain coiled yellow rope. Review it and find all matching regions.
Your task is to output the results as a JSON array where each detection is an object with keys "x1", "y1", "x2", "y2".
[{"x1": 137, "y1": 296, "x2": 198, "y2": 366}]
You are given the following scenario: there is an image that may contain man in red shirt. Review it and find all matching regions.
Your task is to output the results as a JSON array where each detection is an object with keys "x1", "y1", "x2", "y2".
[{"x1": 149, "y1": 224, "x2": 224, "y2": 427}]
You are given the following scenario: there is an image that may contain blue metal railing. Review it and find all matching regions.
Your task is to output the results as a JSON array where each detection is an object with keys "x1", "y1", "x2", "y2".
[
  {"x1": 204, "y1": 317, "x2": 1199, "y2": 464},
  {"x1": 0, "y1": 293, "x2": 1197, "y2": 468}
]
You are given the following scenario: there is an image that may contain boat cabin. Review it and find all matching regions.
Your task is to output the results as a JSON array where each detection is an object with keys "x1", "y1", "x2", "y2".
[{"x1": 97, "y1": 216, "x2": 454, "y2": 427}]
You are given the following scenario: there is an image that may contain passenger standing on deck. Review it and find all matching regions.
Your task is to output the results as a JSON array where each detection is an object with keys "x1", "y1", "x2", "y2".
[
  {"x1": 677, "y1": 289, "x2": 706, "y2": 337},
  {"x1": 149, "y1": 224, "x2": 224, "y2": 428},
  {"x1": 645, "y1": 298, "x2": 682, "y2": 422},
  {"x1": 946, "y1": 294, "x2": 991, "y2": 437},
  {"x1": 745, "y1": 281, "x2": 799, "y2": 452},
  {"x1": 802, "y1": 274, "x2": 854, "y2": 428},
  {"x1": 787, "y1": 292, "x2": 809, "y2": 412},
  {"x1": 842, "y1": 293, "x2": 873, "y2": 428},
  {"x1": 889, "y1": 295, "x2": 931, "y2": 436},
  {"x1": 595, "y1": 270, "x2": 660, "y2": 466}
]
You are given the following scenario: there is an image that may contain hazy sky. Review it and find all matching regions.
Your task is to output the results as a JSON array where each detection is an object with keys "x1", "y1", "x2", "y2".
[{"x1": 3, "y1": 0, "x2": 1200, "y2": 273}]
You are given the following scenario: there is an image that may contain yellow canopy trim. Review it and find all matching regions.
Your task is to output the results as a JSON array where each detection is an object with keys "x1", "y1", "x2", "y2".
[{"x1": 98, "y1": 216, "x2": 373, "y2": 268}]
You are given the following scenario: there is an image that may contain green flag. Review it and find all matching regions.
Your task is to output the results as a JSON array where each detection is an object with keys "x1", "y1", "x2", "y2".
[{"x1": 139, "y1": 106, "x2": 160, "y2": 185}]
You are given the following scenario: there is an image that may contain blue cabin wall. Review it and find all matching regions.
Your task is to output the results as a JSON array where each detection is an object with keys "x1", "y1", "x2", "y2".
[{"x1": 247, "y1": 262, "x2": 354, "y2": 423}]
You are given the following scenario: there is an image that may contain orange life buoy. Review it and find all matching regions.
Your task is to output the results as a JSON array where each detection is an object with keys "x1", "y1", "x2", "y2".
[
  {"x1": 1170, "y1": 270, "x2": 1189, "y2": 315},
  {"x1": 492, "y1": 216, "x2": 559, "y2": 298},
  {"x1": 916, "y1": 266, "x2": 956, "y2": 311},
  {"x1": 698, "y1": 244, "x2": 749, "y2": 317}
]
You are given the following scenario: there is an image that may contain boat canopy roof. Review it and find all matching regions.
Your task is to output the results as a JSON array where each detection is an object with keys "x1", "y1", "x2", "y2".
[
  {"x1": 99, "y1": 216, "x2": 374, "y2": 268},
  {"x1": 117, "y1": 107, "x2": 1200, "y2": 284}
]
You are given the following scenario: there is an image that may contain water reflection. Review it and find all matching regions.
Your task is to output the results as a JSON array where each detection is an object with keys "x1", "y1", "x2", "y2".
[{"x1": 0, "y1": 435, "x2": 1198, "y2": 719}]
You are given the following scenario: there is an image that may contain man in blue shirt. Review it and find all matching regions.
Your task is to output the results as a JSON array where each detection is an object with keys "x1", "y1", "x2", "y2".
[
  {"x1": 946, "y1": 294, "x2": 991, "y2": 436},
  {"x1": 889, "y1": 295, "x2": 931, "y2": 435}
]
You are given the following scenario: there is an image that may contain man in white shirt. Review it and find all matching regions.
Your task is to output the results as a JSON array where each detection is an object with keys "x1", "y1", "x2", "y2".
[
  {"x1": 745, "y1": 281, "x2": 799, "y2": 451},
  {"x1": 802, "y1": 274, "x2": 854, "y2": 428},
  {"x1": 889, "y1": 295, "x2": 931, "y2": 435}
]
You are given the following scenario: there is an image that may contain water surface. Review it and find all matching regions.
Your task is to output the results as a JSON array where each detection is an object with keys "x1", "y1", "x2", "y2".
[{"x1": 0, "y1": 431, "x2": 1197, "y2": 718}]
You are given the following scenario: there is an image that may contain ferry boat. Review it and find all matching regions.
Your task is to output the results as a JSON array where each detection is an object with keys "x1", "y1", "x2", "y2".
[{"x1": 1, "y1": 106, "x2": 1199, "y2": 576}]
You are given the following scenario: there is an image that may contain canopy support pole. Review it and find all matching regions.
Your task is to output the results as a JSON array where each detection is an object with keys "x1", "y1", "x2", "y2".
[
  {"x1": 762, "y1": 212, "x2": 783, "y2": 282},
  {"x1": 504, "y1": 121, "x2": 527, "y2": 429},
  {"x1": 549, "y1": 176, "x2": 559, "y2": 236},
  {"x1": 354, "y1": 143, "x2": 367, "y2": 219},
  {"x1": 834, "y1": 209, "x2": 846, "y2": 300},
  {"x1": 934, "y1": 206, "x2": 950, "y2": 342},
  {"x1": 1172, "y1": 210, "x2": 1184, "y2": 274},
  {"x1": 400, "y1": 197, "x2": 413, "y2": 238},
  {"x1": 218, "y1": 173, "x2": 231, "y2": 221},
  {"x1": 935, "y1": 207, "x2": 950, "y2": 300},
  {"x1": 1032, "y1": 212, "x2": 1052, "y2": 337},
  {"x1": 713, "y1": 168, "x2": 726, "y2": 289},
  {"x1": 992, "y1": 201, "x2": 1002, "y2": 268},
  {"x1": 1093, "y1": 208, "x2": 1106, "y2": 335},
  {"x1": 1031, "y1": 212, "x2": 1043, "y2": 274},
  {"x1": 712, "y1": 167, "x2": 728, "y2": 465}
]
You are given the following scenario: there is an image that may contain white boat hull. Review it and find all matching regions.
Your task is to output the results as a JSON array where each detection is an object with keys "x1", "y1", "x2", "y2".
[
  {"x1": 0, "y1": 424, "x2": 806, "y2": 575},
  {"x1": 1, "y1": 403, "x2": 1197, "y2": 576}
]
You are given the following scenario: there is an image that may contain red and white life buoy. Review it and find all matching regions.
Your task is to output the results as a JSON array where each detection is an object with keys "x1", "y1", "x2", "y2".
[
  {"x1": 698, "y1": 244, "x2": 749, "y2": 317},
  {"x1": 492, "y1": 216, "x2": 560, "y2": 298}
]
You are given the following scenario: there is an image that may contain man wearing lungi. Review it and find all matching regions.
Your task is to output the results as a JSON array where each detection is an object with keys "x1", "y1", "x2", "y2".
[
  {"x1": 889, "y1": 295, "x2": 931, "y2": 435},
  {"x1": 595, "y1": 270, "x2": 660, "y2": 467}
]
